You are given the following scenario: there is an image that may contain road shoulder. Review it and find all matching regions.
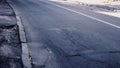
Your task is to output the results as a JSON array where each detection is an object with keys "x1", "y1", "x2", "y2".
[
  {"x1": 0, "y1": 2, "x2": 23, "y2": 68},
  {"x1": 6, "y1": 1, "x2": 32, "y2": 68}
]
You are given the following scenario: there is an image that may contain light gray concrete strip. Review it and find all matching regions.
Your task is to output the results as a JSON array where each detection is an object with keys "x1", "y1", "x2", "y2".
[
  {"x1": 16, "y1": 14, "x2": 31, "y2": 68},
  {"x1": 16, "y1": 16, "x2": 27, "y2": 43},
  {"x1": 7, "y1": 0, "x2": 32, "y2": 68},
  {"x1": 22, "y1": 43, "x2": 32, "y2": 68}
]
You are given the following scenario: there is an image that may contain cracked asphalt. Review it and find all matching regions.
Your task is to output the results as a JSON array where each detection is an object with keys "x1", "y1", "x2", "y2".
[{"x1": 9, "y1": 0, "x2": 120, "y2": 68}]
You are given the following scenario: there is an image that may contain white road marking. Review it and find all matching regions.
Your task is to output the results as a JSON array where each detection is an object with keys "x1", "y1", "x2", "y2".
[{"x1": 43, "y1": 1, "x2": 120, "y2": 29}]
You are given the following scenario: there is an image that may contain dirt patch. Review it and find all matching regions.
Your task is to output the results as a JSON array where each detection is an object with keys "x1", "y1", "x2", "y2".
[
  {"x1": 0, "y1": 1, "x2": 23, "y2": 68},
  {"x1": 0, "y1": 25, "x2": 23, "y2": 68}
]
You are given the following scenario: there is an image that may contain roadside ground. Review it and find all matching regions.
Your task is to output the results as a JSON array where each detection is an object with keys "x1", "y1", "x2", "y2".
[
  {"x1": 0, "y1": 2, "x2": 23, "y2": 68},
  {"x1": 50, "y1": 0, "x2": 120, "y2": 18}
]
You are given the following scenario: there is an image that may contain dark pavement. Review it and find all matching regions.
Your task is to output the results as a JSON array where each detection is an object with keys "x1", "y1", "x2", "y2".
[{"x1": 9, "y1": 0, "x2": 120, "y2": 68}]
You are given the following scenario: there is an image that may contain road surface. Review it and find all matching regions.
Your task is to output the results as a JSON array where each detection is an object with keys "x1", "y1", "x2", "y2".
[{"x1": 9, "y1": 0, "x2": 120, "y2": 68}]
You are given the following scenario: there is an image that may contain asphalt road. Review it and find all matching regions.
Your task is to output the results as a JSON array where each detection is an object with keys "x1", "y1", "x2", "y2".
[{"x1": 9, "y1": 0, "x2": 120, "y2": 68}]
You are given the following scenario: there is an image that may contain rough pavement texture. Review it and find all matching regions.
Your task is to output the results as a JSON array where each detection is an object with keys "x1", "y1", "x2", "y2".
[{"x1": 0, "y1": 2, "x2": 23, "y2": 68}]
